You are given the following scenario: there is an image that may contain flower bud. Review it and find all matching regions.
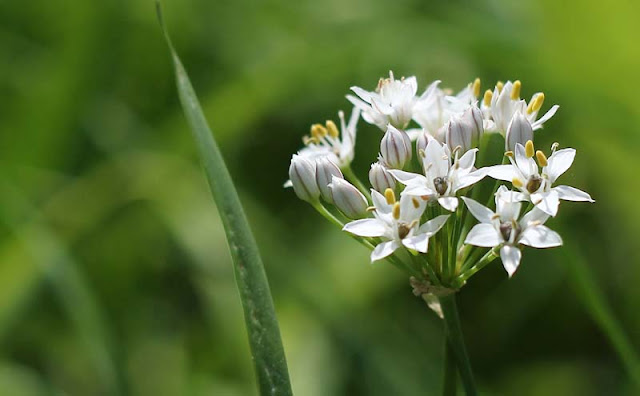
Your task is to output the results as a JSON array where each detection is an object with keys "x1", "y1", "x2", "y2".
[
  {"x1": 416, "y1": 129, "x2": 429, "y2": 159},
  {"x1": 445, "y1": 117, "x2": 472, "y2": 153},
  {"x1": 505, "y1": 112, "x2": 533, "y2": 152},
  {"x1": 288, "y1": 154, "x2": 320, "y2": 202},
  {"x1": 380, "y1": 125, "x2": 412, "y2": 169},
  {"x1": 315, "y1": 157, "x2": 343, "y2": 203},
  {"x1": 461, "y1": 105, "x2": 484, "y2": 147},
  {"x1": 369, "y1": 162, "x2": 396, "y2": 192},
  {"x1": 328, "y1": 176, "x2": 368, "y2": 219}
]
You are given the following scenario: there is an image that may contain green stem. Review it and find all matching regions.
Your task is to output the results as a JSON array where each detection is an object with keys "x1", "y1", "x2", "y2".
[
  {"x1": 458, "y1": 248, "x2": 499, "y2": 284},
  {"x1": 439, "y1": 294, "x2": 477, "y2": 396},
  {"x1": 442, "y1": 338, "x2": 457, "y2": 396}
]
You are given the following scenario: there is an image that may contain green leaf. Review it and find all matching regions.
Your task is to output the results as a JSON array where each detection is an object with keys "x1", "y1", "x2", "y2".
[{"x1": 155, "y1": 4, "x2": 293, "y2": 395}]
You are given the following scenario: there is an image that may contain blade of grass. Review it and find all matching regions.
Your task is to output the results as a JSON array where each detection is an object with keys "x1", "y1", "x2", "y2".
[{"x1": 156, "y1": 3, "x2": 293, "y2": 395}]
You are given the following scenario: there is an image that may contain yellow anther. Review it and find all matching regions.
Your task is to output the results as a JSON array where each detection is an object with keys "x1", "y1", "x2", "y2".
[
  {"x1": 536, "y1": 150, "x2": 548, "y2": 167},
  {"x1": 532, "y1": 93, "x2": 545, "y2": 112},
  {"x1": 511, "y1": 80, "x2": 521, "y2": 100},
  {"x1": 366, "y1": 206, "x2": 376, "y2": 212},
  {"x1": 526, "y1": 100, "x2": 535, "y2": 114},
  {"x1": 525, "y1": 140, "x2": 535, "y2": 158},
  {"x1": 483, "y1": 89, "x2": 493, "y2": 106},
  {"x1": 496, "y1": 81, "x2": 504, "y2": 93},
  {"x1": 472, "y1": 78, "x2": 481, "y2": 97},
  {"x1": 311, "y1": 123, "x2": 327, "y2": 139},
  {"x1": 325, "y1": 120, "x2": 339, "y2": 138},
  {"x1": 412, "y1": 197, "x2": 420, "y2": 209},
  {"x1": 505, "y1": 150, "x2": 514, "y2": 158},
  {"x1": 384, "y1": 188, "x2": 396, "y2": 205},
  {"x1": 512, "y1": 178, "x2": 524, "y2": 188},
  {"x1": 392, "y1": 202, "x2": 401, "y2": 219}
]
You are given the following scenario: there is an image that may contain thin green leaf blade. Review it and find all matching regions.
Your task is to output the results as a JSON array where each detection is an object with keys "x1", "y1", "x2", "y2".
[{"x1": 156, "y1": 4, "x2": 292, "y2": 395}]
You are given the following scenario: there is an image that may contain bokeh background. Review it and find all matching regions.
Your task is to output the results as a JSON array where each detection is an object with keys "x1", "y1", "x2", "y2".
[{"x1": 1, "y1": 0, "x2": 639, "y2": 395}]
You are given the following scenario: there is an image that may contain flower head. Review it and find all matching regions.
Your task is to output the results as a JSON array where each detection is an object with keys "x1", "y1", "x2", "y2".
[
  {"x1": 462, "y1": 187, "x2": 563, "y2": 276},
  {"x1": 343, "y1": 189, "x2": 449, "y2": 262},
  {"x1": 389, "y1": 139, "x2": 485, "y2": 211},
  {"x1": 347, "y1": 71, "x2": 418, "y2": 130},
  {"x1": 486, "y1": 141, "x2": 594, "y2": 216}
]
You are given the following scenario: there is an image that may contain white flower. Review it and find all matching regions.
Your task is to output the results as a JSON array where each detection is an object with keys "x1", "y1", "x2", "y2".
[
  {"x1": 343, "y1": 190, "x2": 449, "y2": 262},
  {"x1": 486, "y1": 141, "x2": 594, "y2": 216},
  {"x1": 347, "y1": 71, "x2": 418, "y2": 130},
  {"x1": 412, "y1": 78, "x2": 480, "y2": 138},
  {"x1": 485, "y1": 80, "x2": 559, "y2": 135},
  {"x1": 297, "y1": 107, "x2": 361, "y2": 169},
  {"x1": 389, "y1": 138, "x2": 485, "y2": 211},
  {"x1": 462, "y1": 187, "x2": 563, "y2": 277}
]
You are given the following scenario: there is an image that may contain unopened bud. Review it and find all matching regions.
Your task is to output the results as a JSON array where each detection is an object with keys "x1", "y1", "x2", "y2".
[
  {"x1": 369, "y1": 162, "x2": 396, "y2": 193},
  {"x1": 329, "y1": 176, "x2": 368, "y2": 219},
  {"x1": 315, "y1": 157, "x2": 343, "y2": 203},
  {"x1": 416, "y1": 130, "x2": 430, "y2": 160},
  {"x1": 505, "y1": 112, "x2": 533, "y2": 152},
  {"x1": 289, "y1": 155, "x2": 320, "y2": 202},
  {"x1": 380, "y1": 125, "x2": 412, "y2": 169},
  {"x1": 464, "y1": 106, "x2": 484, "y2": 146},
  {"x1": 445, "y1": 118, "x2": 472, "y2": 153}
]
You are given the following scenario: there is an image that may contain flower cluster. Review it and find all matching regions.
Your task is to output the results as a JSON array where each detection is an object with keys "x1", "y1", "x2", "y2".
[{"x1": 286, "y1": 72, "x2": 593, "y2": 299}]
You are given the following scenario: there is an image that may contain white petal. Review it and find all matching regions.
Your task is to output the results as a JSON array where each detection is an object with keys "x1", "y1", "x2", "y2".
[
  {"x1": 371, "y1": 241, "x2": 399, "y2": 262},
  {"x1": 514, "y1": 143, "x2": 537, "y2": 179},
  {"x1": 457, "y1": 148, "x2": 478, "y2": 171},
  {"x1": 343, "y1": 219, "x2": 387, "y2": 237},
  {"x1": 465, "y1": 224, "x2": 502, "y2": 247},
  {"x1": 461, "y1": 197, "x2": 494, "y2": 223},
  {"x1": 545, "y1": 148, "x2": 575, "y2": 183},
  {"x1": 519, "y1": 225, "x2": 563, "y2": 248},
  {"x1": 531, "y1": 190, "x2": 560, "y2": 217},
  {"x1": 403, "y1": 233, "x2": 429, "y2": 253},
  {"x1": 418, "y1": 214, "x2": 450, "y2": 236},
  {"x1": 425, "y1": 139, "x2": 449, "y2": 178},
  {"x1": 399, "y1": 194, "x2": 426, "y2": 222},
  {"x1": 531, "y1": 105, "x2": 559, "y2": 130},
  {"x1": 350, "y1": 86, "x2": 373, "y2": 103},
  {"x1": 406, "y1": 128, "x2": 423, "y2": 142},
  {"x1": 486, "y1": 165, "x2": 518, "y2": 182},
  {"x1": 283, "y1": 180, "x2": 293, "y2": 188},
  {"x1": 554, "y1": 185, "x2": 595, "y2": 202},
  {"x1": 455, "y1": 170, "x2": 486, "y2": 191},
  {"x1": 438, "y1": 196, "x2": 458, "y2": 212},
  {"x1": 496, "y1": 198, "x2": 522, "y2": 222},
  {"x1": 403, "y1": 184, "x2": 435, "y2": 196},
  {"x1": 389, "y1": 169, "x2": 425, "y2": 185},
  {"x1": 520, "y1": 207, "x2": 549, "y2": 227},
  {"x1": 500, "y1": 245, "x2": 522, "y2": 277},
  {"x1": 371, "y1": 189, "x2": 392, "y2": 214}
]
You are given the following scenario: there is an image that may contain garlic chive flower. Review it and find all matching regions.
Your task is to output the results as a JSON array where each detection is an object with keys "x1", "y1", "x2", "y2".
[
  {"x1": 380, "y1": 125, "x2": 412, "y2": 169},
  {"x1": 343, "y1": 189, "x2": 449, "y2": 262},
  {"x1": 298, "y1": 107, "x2": 361, "y2": 168},
  {"x1": 485, "y1": 80, "x2": 559, "y2": 135},
  {"x1": 486, "y1": 141, "x2": 594, "y2": 216},
  {"x1": 462, "y1": 187, "x2": 563, "y2": 276},
  {"x1": 389, "y1": 139, "x2": 485, "y2": 211},
  {"x1": 328, "y1": 176, "x2": 369, "y2": 219},
  {"x1": 347, "y1": 71, "x2": 418, "y2": 130},
  {"x1": 288, "y1": 154, "x2": 320, "y2": 203}
]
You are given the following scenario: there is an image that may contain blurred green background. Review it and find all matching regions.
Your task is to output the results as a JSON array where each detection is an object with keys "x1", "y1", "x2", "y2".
[{"x1": 1, "y1": 0, "x2": 639, "y2": 395}]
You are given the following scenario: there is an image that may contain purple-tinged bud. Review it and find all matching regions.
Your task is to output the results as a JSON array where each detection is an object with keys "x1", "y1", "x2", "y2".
[
  {"x1": 461, "y1": 105, "x2": 484, "y2": 148},
  {"x1": 328, "y1": 176, "x2": 369, "y2": 219},
  {"x1": 505, "y1": 112, "x2": 533, "y2": 152},
  {"x1": 315, "y1": 157, "x2": 343, "y2": 203},
  {"x1": 369, "y1": 162, "x2": 396, "y2": 192},
  {"x1": 445, "y1": 117, "x2": 472, "y2": 153},
  {"x1": 380, "y1": 125, "x2": 412, "y2": 169},
  {"x1": 288, "y1": 154, "x2": 320, "y2": 202}
]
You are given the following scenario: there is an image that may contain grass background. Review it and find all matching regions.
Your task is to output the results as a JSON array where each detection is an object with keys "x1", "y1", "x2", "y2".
[{"x1": 0, "y1": 0, "x2": 638, "y2": 394}]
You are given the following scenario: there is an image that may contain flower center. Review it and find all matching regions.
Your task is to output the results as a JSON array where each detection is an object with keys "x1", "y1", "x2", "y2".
[
  {"x1": 433, "y1": 176, "x2": 449, "y2": 195},
  {"x1": 398, "y1": 223, "x2": 411, "y2": 239},
  {"x1": 526, "y1": 175, "x2": 542, "y2": 193},
  {"x1": 499, "y1": 221, "x2": 521, "y2": 242}
]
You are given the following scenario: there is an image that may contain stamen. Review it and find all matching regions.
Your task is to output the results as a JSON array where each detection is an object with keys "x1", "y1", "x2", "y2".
[
  {"x1": 412, "y1": 197, "x2": 420, "y2": 209},
  {"x1": 504, "y1": 151, "x2": 514, "y2": 158},
  {"x1": 418, "y1": 149, "x2": 426, "y2": 158},
  {"x1": 311, "y1": 124, "x2": 327, "y2": 139},
  {"x1": 512, "y1": 178, "x2": 524, "y2": 188},
  {"x1": 472, "y1": 78, "x2": 481, "y2": 98},
  {"x1": 526, "y1": 175, "x2": 542, "y2": 193},
  {"x1": 483, "y1": 89, "x2": 493, "y2": 106},
  {"x1": 551, "y1": 142, "x2": 559, "y2": 153},
  {"x1": 511, "y1": 80, "x2": 521, "y2": 100},
  {"x1": 496, "y1": 81, "x2": 504, "y2": 93},
  {"x1": 325, "y1": 120, "x2": 339, "y2": 138},
  {"x1": 392, "y1": 202, "x2": 401, "y2": 220},
  {"x1": 536, "y1": 150, "x2": 548, "y2": 167},
  {"x1": 532, "y1": 93, "x2": 545, "y2": 112},
  {"x1": 525, "y1": 140, "x2": 535, "y2": 158},
  {"x1": 384, "y1": 188, "x2": 396, "y2": 205},
  {"x1": 366, "y1": 206, "x2": 376, "y2": 212}
]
